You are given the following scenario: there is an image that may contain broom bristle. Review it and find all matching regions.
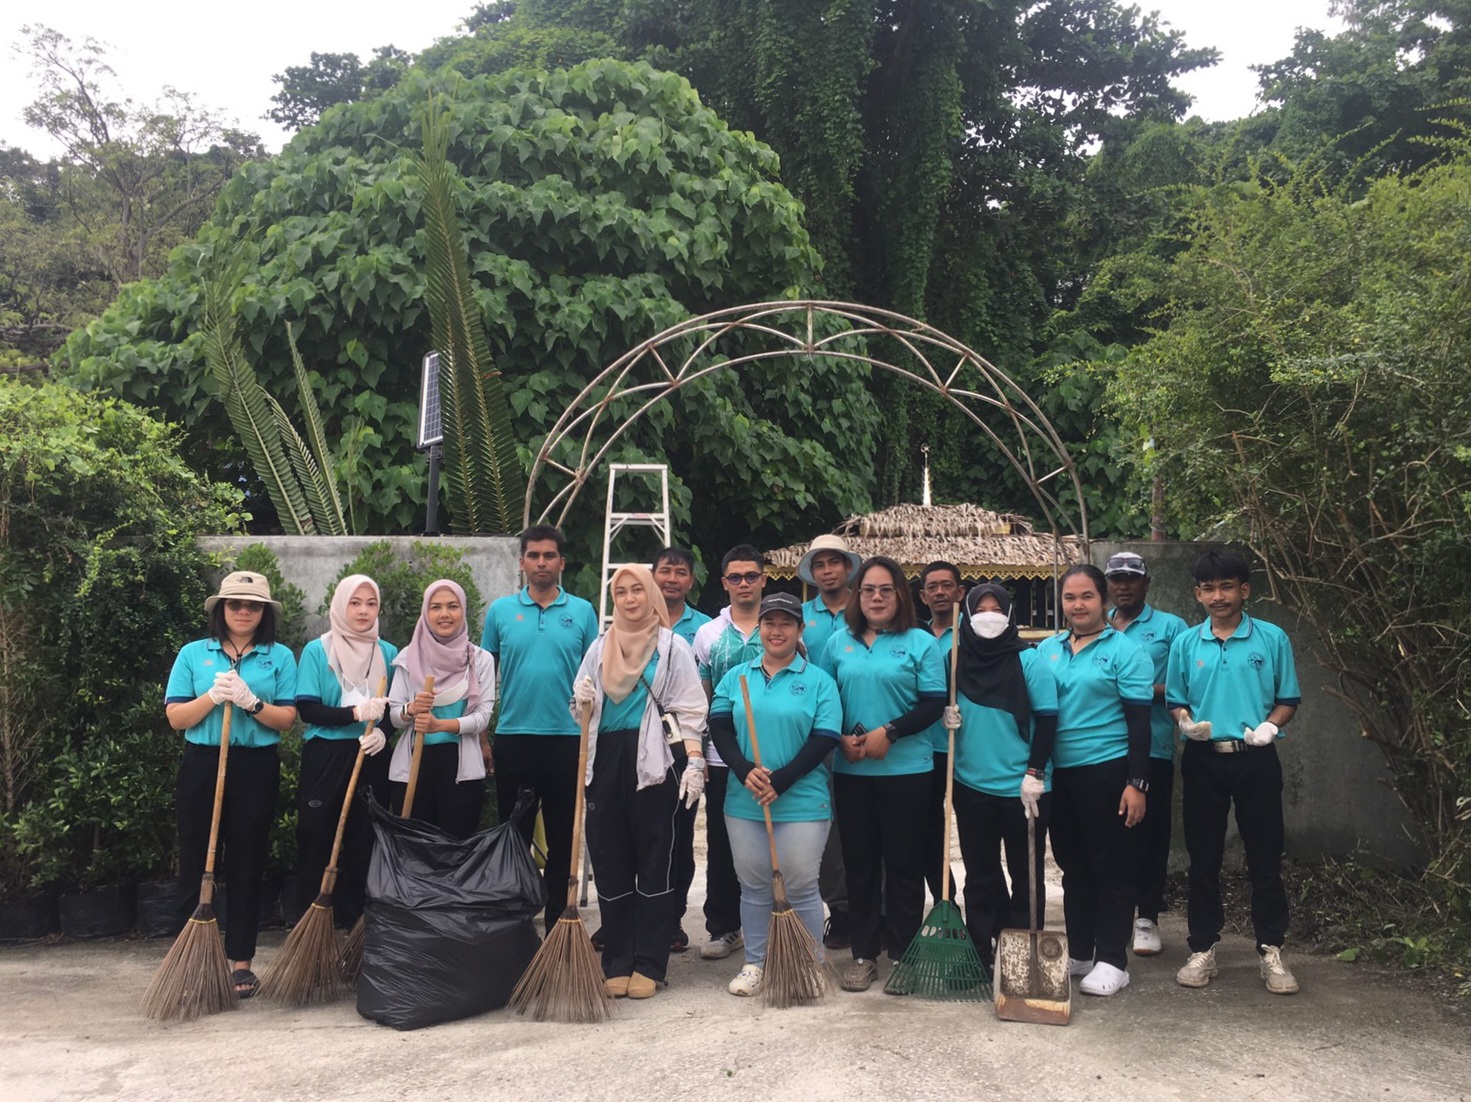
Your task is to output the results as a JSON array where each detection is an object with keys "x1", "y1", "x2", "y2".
[
  {"x1": 259, "y1": 897, "x2": 346, "y2": 1005},
  {"x1": 141, "y1": 905, "x2": 238, "y2": 1021},
  {"x1": 762, "y1": 896, "x2": 826, "y2": 1009},
  {"x1": 339, "y1": 916, "x2": 366, "y2": 983},
  {"x1": 884, "y1": 900, "x2": 992, "y2": 1000},
  {"x1": 509, "y1": 906, "x2": 613, "y2": 1023}
]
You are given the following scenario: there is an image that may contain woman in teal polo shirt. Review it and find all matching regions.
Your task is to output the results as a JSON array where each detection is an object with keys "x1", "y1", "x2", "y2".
[
  {"x1": 818, "y1": 556, "x2": 947, "y2": 993},
  {"x1": 293, "y1": 574, "x2": 396, "y2": 926},
  {"x1": 1035, "y1": 564, "x2": 1154, "y2": 997},
  {"x1": 708, "y1": 592, "x2": 842, "y2": 997},
  {"x1": 165, "y1": 571, "x2": 299, "y2": 999}
]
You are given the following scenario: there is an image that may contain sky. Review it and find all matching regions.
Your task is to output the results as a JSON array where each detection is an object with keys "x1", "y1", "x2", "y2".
[{"x1": 0, "y1": 0, "x2": 1346, "y2": 160}]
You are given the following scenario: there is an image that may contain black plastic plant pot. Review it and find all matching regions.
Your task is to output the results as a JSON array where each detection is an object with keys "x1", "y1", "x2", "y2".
[
  {"x1": 58, "y1": 883, "x2": 137, "y2": 939},
  {"x1": 135, "y1": 879, "x2": 193, "y2": 939},
  {"x1": 0, "y1": 893, "x2": 61, "y2": 940}
]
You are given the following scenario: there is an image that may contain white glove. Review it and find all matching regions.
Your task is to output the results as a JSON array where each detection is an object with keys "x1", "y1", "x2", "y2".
[
  {"x1": 208, "y1": 671, "x2": 235, "y2": 705},
  {"x1": 1243, "y1": 721, "x2": 1280, "y2": 747},
  {"x1": 1178, "y1": 712, "x2": 1213, "y2": 741},
  {"x1": 224, "y1": 673, "x2": 260, "y2": 712},
  {"x1": 1020, "y1": 774, "x2": 1045, "y2": 820},
  {"x1": 942, "y1": 705, "x2": 962, "y2": 731},
  {"x1": 359, "y1": 728, "x2": 386, "y2": 756},
  {"x1": 572, "y1": 676, "x2": 597, "y2": 710},
  {"x1": 677, "y1": 756, "x2": 706, "y2": 809},
  {"x1": 354, "y1": 697, "x2": 388, "y2": 723}
]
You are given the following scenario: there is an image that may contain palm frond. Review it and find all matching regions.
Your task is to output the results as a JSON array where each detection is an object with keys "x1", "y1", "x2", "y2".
[
  {"x1": 286, "y1": 323, "x2": 348, "y2": 533},
  {"x1": 270, "y1": 394, "x2": 346, "y2": 536}
]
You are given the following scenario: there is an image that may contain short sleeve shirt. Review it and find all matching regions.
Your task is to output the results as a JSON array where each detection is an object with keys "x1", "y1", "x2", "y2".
[
  {"x1": 480, "y1": 587, "x2": 599, "y2": 735},
  {"x1": 919, "y1": 624, "x2": 955, "y2": 753},
  {"x1": 802, "y1": 596, "x2": 848, "y2": 667},
  {"x1": 693, "y1": 613, "x2": 762, "y2": 687},
  {"x1": 1035, "y1": 629, "x2": 1154, "y2": 769},
  {"x1": 165, "y1": 638, "x2": 298, "y2": 748},
  {"x1": 670, "y1": 604, "x2": 713, "y2": 648},
  {"x1": 295, "y1": 637, "x2": 400, "y2": 741},
  {"x1": 1166, "y1": 614, "x2": 1301, "y2": 742},
  {"x1": 819, "y1": 627, "x2": 947, "y2": 777},
  {"x1": 954, "y1": 648, "x2": 1060, "y2": 797},
  {"x1": 1110, "y1": 603, "x2": 1188, "y2": 760}
]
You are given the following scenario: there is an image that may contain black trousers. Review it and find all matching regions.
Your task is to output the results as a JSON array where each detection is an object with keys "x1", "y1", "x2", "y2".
[
  {"x1": 1136, "y1": 755, "x2": 1176, "y2": 922},
  {"x1": 924, "y1": 751, "x2": 957, "y2": 902},
  {"x1": 493, "y1": 733, "x2": 580, "y2": 932},
  {"x1": 667, "y1": 745, "x2": 698, "y2": 935},
  {"x1": 391, "y1": 743, "x2": 484, "y2": 840},
  {"x1": 833, "y1": 770, "x2": 929, "y2": 961},
  {"x1": 1181, "y1": 740, "x2": 1288, "y2": 951},
  {"x1": 1049, "y1": 757, "x2": 1145, "y2": 970},
  {"x1": 295, "y1": 736, "x2": 390, "y2": 926},
  {"x1": 177, "y1": 742, "x2": 280, "y2": 963},
  {"x1": 703, "y1": 765, "x2": 742, "y2": 937},
  {"x1": 585, "y1": 728, "x2": 680, "y2": 982},
  {"x1": 952, "y1": 781, "x2": 1049, "y2": 954}
]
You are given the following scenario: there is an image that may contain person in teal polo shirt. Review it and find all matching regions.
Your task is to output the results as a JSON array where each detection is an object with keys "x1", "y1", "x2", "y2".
[
  {"x1": 481, "y1": 525, "x2": 599, "y2": 932},
  {"x1": 1104, "y1": 551, "x2": 1188, "y2": 958},
  {"x1": 708, "y1": 592, "x2": 842, "y2": 997},
  {"x1": 1167, "y1": 549, "x2": 1302, "y2": 996},
  {"x1": 817, "y1": 555, "x2": 947, "y2": 993},
  {"x1": 916, "y1": 560, "x2": 962, "y2": 907},
  {"x1": 1036, "y1": 564, "x2": 1153, "y2": 998},
  {"x1": 165, "y1": 571, "x2": 299, "y2": 999}
]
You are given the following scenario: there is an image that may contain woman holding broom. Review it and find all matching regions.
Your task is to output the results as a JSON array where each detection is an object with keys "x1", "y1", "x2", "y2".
[
  {"x1": 571, "y1": 564, "x2": 707, "y2": 1000},
  {"x1": 164, "y1": 571, "x2": 299, "y2": 999},
  {"x1": 387, "y1": 580, "x2": 496, "y2": 839},
  {"x1": 708, "y1": 592, "x2": 841, "y2": 998}
]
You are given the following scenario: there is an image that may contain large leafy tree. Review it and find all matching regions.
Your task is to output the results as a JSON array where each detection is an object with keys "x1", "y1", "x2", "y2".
[{"x1": 266, "y1": 47, "x2": 413, "y2": 131}]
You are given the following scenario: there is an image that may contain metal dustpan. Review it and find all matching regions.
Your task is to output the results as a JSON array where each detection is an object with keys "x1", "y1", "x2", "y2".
[{"x1": 994, "y1": 815, "x2": 1071, "y2": 1025}]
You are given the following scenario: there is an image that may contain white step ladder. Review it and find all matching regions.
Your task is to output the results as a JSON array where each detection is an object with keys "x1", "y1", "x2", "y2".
[{"x1": 597, "y1": 463, "x2": 672, "y2": 627}]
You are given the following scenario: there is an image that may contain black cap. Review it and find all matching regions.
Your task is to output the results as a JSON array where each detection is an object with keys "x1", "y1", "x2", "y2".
[
  {"x1": 1104, "y1": 552, "x2": 1148, "y2": 578},
  {"x1": 758, "y1": 592, "x2": 804, "y2": 622}
]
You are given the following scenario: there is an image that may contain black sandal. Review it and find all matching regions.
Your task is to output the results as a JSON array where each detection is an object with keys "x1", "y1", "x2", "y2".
[{"x1": 231, "y1": 968, "x2": 260, "y2": 999}]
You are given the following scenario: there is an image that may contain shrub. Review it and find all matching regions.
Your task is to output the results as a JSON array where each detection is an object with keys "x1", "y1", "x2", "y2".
[{"x1": 322, "y1": 540, "x2": 484, "y2": 649}]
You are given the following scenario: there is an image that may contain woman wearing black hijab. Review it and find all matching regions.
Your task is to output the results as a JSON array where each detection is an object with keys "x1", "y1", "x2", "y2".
[{"x1": 945, "y1": 583, "x2": 1060, "y2": 957}]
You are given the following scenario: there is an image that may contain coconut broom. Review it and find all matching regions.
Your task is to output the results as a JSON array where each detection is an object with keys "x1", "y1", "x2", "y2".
[
  {"x1": 340, "y1": 675, "x2": 433, "y2": 983},
  {"x1": 738, "y1": 675, "x2": 825, "y2": 1008},
  {"x1": 142, "y1": 704, "x2": 239, "y2": 1021},
  {"x1": 261, "y1": 677, "x2": 387, "y2": 1005},
  {"x1": 509, "y1": 700, "x2": 611, "y2": 1022}
]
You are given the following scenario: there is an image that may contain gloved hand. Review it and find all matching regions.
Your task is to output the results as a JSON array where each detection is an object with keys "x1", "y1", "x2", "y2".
[
  {"x1": 353, "y1": 697, "x2": 388, "y2": 723},
  {"x1": 359, "y1": 728, "x2": 386, "y2": 756},
  {"x1": 1178, "y1": 712, "x2": 1213, "y2": 741},
  {"x1": 208, "y1": 671, "x2": 235, "y2": 705},
  {"x1": 677, "y1": 755, "x2": 706, "y2": 809},
  {"x1": 226, "y1": 676, "x2": 261, "y2": 713},
  {"x1": 1243, "y1": 720, "x2": 1280, "y2": 747},
  {"x1": 942, "y1": 705, "x2": 962, "y2": 731},
  {"x1": 1020, "y1": 774, "x2": 1045, "y2": 820},
  {"x1": 572, "y1": 677, "x2": 597, "y2": 709}
]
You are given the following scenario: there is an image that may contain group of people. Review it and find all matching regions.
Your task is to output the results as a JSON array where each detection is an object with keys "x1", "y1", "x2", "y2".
[{"x1": 164, "y1": 527, "x2": 1301, "y2": 1004}]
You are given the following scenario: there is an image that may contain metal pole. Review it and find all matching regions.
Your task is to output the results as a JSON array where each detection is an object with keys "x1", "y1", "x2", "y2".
[{"x1": 424, "y1": 442, "x2": 442, "y2": 536}]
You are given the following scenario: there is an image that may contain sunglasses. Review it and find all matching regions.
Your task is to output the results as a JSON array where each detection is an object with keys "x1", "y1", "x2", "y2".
[
  {"x1": 224, "y1": 599, "x2": 264, "y2": 613},
  {"x1": 724, "y1": 571, "x2": 763, "y2": 586}
]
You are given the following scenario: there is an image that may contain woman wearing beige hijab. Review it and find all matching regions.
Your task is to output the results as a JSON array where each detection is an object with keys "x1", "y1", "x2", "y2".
[{"x1": 571, "y1": 564, "x2": 707, "y2": 999}]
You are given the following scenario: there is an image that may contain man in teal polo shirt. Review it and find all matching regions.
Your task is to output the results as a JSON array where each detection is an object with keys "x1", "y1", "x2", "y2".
[
  {"x1": 916, "y1": 560, "x2": 962, "y2": 905},
  {"x1": 481, "y1": 524, "x2": 600, "y2": 933},
  {"x1": 1105, "y1": 551, "x2": 1188, "y2": 957},
  {"x1": 1166, "y1": 549, "x2": 1301, "y2": 995}
]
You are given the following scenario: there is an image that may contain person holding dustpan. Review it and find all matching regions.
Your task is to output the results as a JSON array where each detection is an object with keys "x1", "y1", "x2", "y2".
[
  {"x1": 164, "y1": 571, "x2": 299, "y2": 999},
  {"x1": 387, "y1": 580, "x2": 496, "y2": 838}
]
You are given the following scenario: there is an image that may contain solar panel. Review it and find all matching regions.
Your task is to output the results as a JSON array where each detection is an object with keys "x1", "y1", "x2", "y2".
[{"x1": 417, "y1": 351, "x2": 443, "y2": 449}]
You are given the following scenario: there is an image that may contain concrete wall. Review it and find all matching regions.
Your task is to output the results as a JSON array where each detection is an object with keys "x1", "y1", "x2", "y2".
[
  {"x1": 198, "y1": 536, "x2": 522, "y2": 639},
  {"x1": 1092, "y1": 540, "x2": 1422, "y2": 869}
]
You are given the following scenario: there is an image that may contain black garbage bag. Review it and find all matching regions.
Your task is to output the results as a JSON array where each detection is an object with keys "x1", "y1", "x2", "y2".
[{"x1": 357, "y1": 793, "x2": 545, "y2": 1030}]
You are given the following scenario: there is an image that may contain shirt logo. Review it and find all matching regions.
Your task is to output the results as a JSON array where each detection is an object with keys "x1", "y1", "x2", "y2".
[
  {"x1": 515, "y1": 613, "x2": 525, "y2": 622},
  {"x1": 1092, "y1": 653, "x2": 1111, "y2": 670},
  {"x1": 789, "y1": 682, "x2": 807, "y2": 696},
  {"x1": 890, "y1": 647, "x2": 908, "y2": 659},
  {"x1": 258, "y1": 659, "x2": 274, "y2": 671},
  {"x1": 1196, "y1": 659, "x2": 1206, "y2": 668},
  {"x1": 1141, "y1": 630, "x2": 1157, "y2": 642},
  {"x1": 845, "y1": 645, "x2": 854, "y2": 653},
  {"x1": 560, "y1": 615, "x2": 575, "y2": 629},
  {"x1": 204, "y1": 659, "x2": 215, "y2": 667},
  {"x1": 1249, "y1": 652, "x2": 1266, "y2": 670}
]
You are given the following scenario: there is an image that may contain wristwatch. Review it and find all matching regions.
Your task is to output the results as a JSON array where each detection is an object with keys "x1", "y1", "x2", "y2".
[
  {"x1": 1127, "y1": 777, "x2": 1149, "y2": 793},
  {"x1": 248, "y1": 699, "x2": 266, "y2": 717}
]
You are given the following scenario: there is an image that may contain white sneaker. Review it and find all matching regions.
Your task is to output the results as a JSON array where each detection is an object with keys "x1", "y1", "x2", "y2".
[
  {"x1": 1260, "y1": 945, "x2": 1299, "y2": 995},
  {"x1": 728, "y1": 963, "x2": 764, "y2": 996},
  {"x1": 1079, "y1": 961, "x2": 1130, "y2": 996},
  {"x1": 1132, "y1": 918, "x2": 1162, "y2": 956},
  {"x1": 1176, "y1": 946, "x2": 1219, "y2": 988},
  {"x1": 700, "y1": 930, "x2": 744, "y2": 960},
  {"x1": 1068, "y1": 957, "x2": 1094, "y2": 977}
]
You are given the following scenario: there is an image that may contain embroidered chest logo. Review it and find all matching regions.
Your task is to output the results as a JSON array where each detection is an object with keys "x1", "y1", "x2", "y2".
[
  {"x1": 889, "y1": 648, "x2": 908, "y2": 660},
  {"x1": 560, "y1": 615, "x2": 575, "y2": 630},
  {"x1": 789, "y1": 682, "x2": 807, "y2": 696},
  {"x1": 515, "y1": 613, "x2": 525, "y2": 622},
  {"x1": 1091, "y1": 653, "x2": 1111, "y2": 670},
  {"x1": 1248, "y1": 652, "x2": 1266, "y2": 670}
]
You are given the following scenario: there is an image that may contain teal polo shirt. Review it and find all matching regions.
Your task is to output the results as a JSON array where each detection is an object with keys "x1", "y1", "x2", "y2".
[
  {"x1": 1166, "y1": 613, "x2": 1301, "y2": 742},
  {"x1": 818, "y1": 627, "x2": 947, "y2": 777},
  {"x1": 481, "y1": 587, "x2": 599, "y2": 735},
  {"x1": 670, "y1": 603, "x2": 712, "y2": 648},
  {"x1": 711, "y1": 656, "x2": 843, "y2": 823},
  {"x1": 802, "y1": 596, "x2": 848, "y2": 666},
  {"x1": 424, "y1": 695, "x2": 470, "y2": 746},
  {"x1": 296, "y1": 637, "x2": 400, "y2": 740},
  {"x1": 1110, "y1": 603, "x2": 1188, "y2": 761},
  {"x1": 600, "y1": 653, "x2": 657, "y2": 732},
  {"x1": 165, "y1": 638, "x2": 298, "y2": 748},
  {"x1": 919, "y1": 624, "x2": 956, "y2": 753},
  {"x1": 954, "y1": 648, "x2": 1060, "y2": 797},
  {"x1": 1035, "y1": 629, "x2": 1154, "y2": 769}
]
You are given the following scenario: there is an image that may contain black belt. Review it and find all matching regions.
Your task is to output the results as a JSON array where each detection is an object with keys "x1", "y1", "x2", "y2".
[{"x1": 1208, "y1": 738, "x2": 1267, "y2": 754}]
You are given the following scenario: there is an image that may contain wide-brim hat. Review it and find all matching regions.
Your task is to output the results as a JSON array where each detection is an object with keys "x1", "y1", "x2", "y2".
[
  {"x1": 797, "y1": 534, "x2": 862, "y2": 586},
  {"x1": 204, "y1": 570, "x2": 283, "y2": 615}
]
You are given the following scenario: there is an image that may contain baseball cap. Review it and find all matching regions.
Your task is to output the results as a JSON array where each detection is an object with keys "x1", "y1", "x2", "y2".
[
  {"x1": 1104, "y1": 552, "x2": 1148, "y2": 578},
  {"x1": 758, "y1": 592, "x2": 805, "y2": 622}
]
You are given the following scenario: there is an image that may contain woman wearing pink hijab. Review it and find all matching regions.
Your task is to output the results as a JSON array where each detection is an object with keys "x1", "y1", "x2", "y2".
[
  {"x1": 386, "y1": 579, "x2": 497, "y2": 838},
  {"x1": 571, "y1": 564, "x2": 707, "y2": 999}
]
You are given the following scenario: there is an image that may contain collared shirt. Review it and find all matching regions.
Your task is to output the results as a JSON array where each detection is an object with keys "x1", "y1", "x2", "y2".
[
  {"x1": 919, "y1": 623, "x2": 956, "y2": 753},
  {"x1": 694, "y1": 608, "x2": 763, "y2": 768},
  {"x1": 1166, "y1": 613, "x2": 1301, "y2": 742},
  {"x1": 165, "y1": 637, "x2": 298, "y2": 748},
  {"x1": 600, "y1": 653, "x2": 658, "y2": 732},
  {"x1": 711, "y1": 655, "x2": 842, "y2": 822},
  {"x1": 1035, "y1": 628, "x2": 1154, "y2": 769},
  {"x1": 480, "y1": 586, "x2": 599, "y2": 735},
  {"x1": 802, "y1": 595, "x2": 849, "y2": 666},
  {"x1": 954, "y1": 648, "x2": 1060, "y2": 797},
  {"x1": 669, "y1": 603, "x2": 713, "y2": 648},
  {"x1": 1109, "y1": 603, "x2": 1189, "y2": 760},
  {"x1": 296, "y1": 637, "x2": 400, "y2": 740},
  {"x1": 818, "y1": 627, "x2": 947, "y2": 777}
]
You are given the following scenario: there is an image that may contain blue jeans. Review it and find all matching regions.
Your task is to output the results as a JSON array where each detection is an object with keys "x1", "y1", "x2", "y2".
[{"x1": 725, "y1": 815, "x2": 830, "y2": 967}]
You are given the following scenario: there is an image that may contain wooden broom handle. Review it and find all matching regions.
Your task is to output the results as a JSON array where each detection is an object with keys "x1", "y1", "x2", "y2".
[
  {"x1": 737, "y1": 676, "x2": 780, "y2": 870},
  {"x1": 200, "y1": 704, "x2": 232, "y2": 905},
  {"x1": 401, "y1": 675, "x2": 435, "y2": 817},
  {"x1": 942, "y1": 620, "x2": 959, "y2": 904},
  {"x1": 321, "y1": 675, "x2": 388, "y2": 894},
  {"x1": 566, "y1": 699, "x2": 594, "y2": 908}
]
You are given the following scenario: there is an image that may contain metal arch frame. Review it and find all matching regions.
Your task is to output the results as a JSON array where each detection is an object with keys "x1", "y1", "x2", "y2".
[{"x1": 522, "y1": 300, "x2": 1090, "y2": 554}]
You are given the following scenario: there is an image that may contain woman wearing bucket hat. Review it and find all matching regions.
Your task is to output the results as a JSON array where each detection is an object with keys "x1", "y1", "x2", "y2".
[{"x1": 164, "y1": 570, "x2": 300, "y2": 998}]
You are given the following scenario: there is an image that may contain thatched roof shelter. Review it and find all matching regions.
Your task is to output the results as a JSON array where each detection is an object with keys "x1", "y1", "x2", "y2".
[{"x1": 765, "y1": 503, "x2": 1082, "y2": 581}]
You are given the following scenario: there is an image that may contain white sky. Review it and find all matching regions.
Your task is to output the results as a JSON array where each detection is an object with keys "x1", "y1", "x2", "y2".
[{"x1": 1, "y1": 0, "x2": 1345, "y2": 159}]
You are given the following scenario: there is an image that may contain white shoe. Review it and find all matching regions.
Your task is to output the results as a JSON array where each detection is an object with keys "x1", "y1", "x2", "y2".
[
  {"x1": 1260, "y1": 946, "x2": 1299, "y2": 995},
  {"x1": 1068, "y1": 957, "x2": 1094, "y2": 977},
  {"x1": 1176, "y1": 946, "x2": 1219, "y2": 988},
  {"x1": 1133, "y1": 918, "x2": 1162, "y2": 956},
  {"x1": 1079, "y1": 961, "x2": 1130, "y2": 996},
  {"x1": 728, "y1": 963, "x2": 764, "y2": 996},
  {"x1": 700, "y1": 930, "x2": 744, "y2": 960}
]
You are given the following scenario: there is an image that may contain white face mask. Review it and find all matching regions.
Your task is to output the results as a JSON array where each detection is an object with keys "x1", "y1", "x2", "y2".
[{"x1": 969, "y1": 610, "x2": 1011, "y2": 639}]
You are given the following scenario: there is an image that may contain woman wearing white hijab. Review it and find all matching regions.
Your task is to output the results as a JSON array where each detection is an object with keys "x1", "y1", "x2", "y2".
[
  {"x1": 293, "y1": 574, "x2": 396, "y2": 925},
  {"x1": 387, "y1": 579, "x2": 497, "y2": 838},
  {"x1": 571, "y1": 564, "x2": 707, "y2": 999}
]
